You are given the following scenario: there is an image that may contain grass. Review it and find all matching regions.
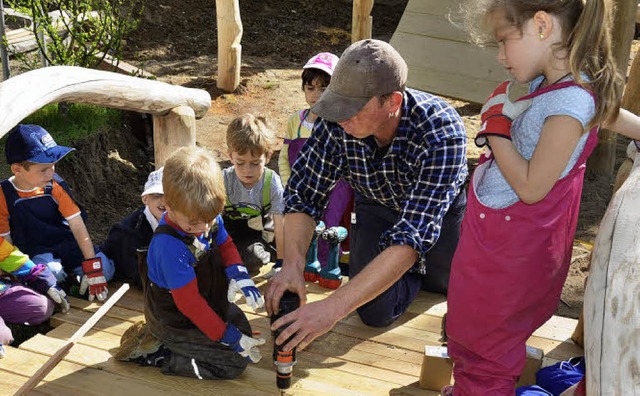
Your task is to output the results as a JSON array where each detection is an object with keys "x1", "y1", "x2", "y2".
[{"x1": 0, "y1": 103, "x2": 122, "y2": 178}]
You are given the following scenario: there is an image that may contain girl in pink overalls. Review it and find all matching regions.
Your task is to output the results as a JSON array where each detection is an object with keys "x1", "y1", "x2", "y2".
[
  {"x1": 279, "y1": 53, "x2": 354, "y2": 270},
  {"x1": 444, "y1": 1, "x2": 629, "y2": 394}
]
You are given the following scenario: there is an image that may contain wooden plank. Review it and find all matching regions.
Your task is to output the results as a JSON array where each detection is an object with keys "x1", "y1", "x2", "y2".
[
  {"x1": 2, "y1": 346, "x2": 188, "y2": 395},
  {"x1": 67, "y1": 296, "x2": 144, "y2": 323},
  {"x1": 20, "y1": 334, "x2": 274, "y2": 395},
  {"x1": 391, "y1": 32, "x2": 505, "y2": 82},
  {"x1": 25, "y1": 330, "x2": 433, "y2": 395},
  {"x1": 394, "y1": 11, "x2": 469, "y2": 43},
  {"x1": 50, "y1": 307, "x2": 134, "y2": 336},
  {"x1": 404, "y1": 0, "x2": 462, "y2": 16}
]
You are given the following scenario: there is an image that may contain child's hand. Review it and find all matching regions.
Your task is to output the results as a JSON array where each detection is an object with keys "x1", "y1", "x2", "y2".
[
  {"x1": 225, "y1": 264, "x2": 264, "y2": 310},
  {"x1": 23, "y1": 263, "x2": 69, "y2": 312},
  {"x1": 79, "y1": 257, "x2": 108, "y2": 302},
  {"x1": 475, "y1": 80, "x2": 531, "y2": 148},
  {"x1": 220, "y1": 323, "x2": 266, "y2": 363},
  {"x1": 46, "y1": 286, "x2": 70, "y2": 313}
]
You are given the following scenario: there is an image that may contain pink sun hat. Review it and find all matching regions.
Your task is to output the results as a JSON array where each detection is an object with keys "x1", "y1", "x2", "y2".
[{"x1": 303, "y1": 52, "x2": 340, "y2": 76}]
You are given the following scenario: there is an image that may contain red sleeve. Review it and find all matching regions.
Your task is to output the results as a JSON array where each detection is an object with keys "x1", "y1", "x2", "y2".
[
  {"x1": 218, "y1": 236, "x2": 242, "y2": 268},
  {"x1": 171, "y1": 278, "x2": 226, "y2": 341}
]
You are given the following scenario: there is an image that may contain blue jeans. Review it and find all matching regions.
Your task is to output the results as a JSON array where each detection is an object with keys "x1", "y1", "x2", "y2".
[{"x1": 349, "y1": 190, "x2": 466, "y2": 327}]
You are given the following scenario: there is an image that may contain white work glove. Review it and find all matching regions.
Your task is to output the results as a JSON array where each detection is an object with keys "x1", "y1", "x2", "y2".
[
  {"x1": 220, "y1": 324, "x2": 266, "y2": 363},
  {"x1": 225, "y1": 264, "x2": 264, "y2": 310},
  {"x1": 47, "y1": 287, "x2": 70, "y2": 313}
]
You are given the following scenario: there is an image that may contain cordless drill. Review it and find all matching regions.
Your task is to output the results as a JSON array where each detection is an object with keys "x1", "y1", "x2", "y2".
[
  {"x1": 304, "y1": 221, "x2": 325, "y2": 282},
  {"x1": 271, "y1": 291, "x2": 301, "y2": 390},
  {"x1": 318, "y1": 226, "x2": 348, "y2": 289}
]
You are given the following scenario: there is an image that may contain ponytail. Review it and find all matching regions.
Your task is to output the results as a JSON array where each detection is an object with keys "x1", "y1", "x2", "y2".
[{"x1": 568, "y1": 0, "x2": 623, "y2": 129}]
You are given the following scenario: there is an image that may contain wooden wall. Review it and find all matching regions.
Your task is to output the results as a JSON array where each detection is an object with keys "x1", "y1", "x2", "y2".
[{"x1": 390, "y1": 0, "x2": 507, "y2": 103}]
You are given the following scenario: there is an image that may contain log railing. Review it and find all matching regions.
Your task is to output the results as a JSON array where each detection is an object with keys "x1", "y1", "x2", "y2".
[{"x1": 0, "y1": 65, "x2": 211, "y2": 167}]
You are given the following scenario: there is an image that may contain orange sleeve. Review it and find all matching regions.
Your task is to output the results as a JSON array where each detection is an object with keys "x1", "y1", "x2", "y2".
[
  {"x1": 52, "y1": 182, "x2": 81, "y2": 219},
  {"x1": 0, "y1": 189, "x2": 10, "y2": 236}
]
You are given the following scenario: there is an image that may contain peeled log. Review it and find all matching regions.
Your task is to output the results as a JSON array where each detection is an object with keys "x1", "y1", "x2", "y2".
[
  {"x1": 584, "y1": 145, "x2": 640, "y2": 393},
  {"x1": 0, "y1": 66, "x2": 211, "y2": 138}
]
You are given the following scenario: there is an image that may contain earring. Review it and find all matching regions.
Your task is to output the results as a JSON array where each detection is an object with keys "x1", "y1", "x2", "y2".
[
  {"x1": 540, "y1": 33, "x2": 544, "y2": 39},
  {"x1": 388, "y1": 112, "x2": 394, "y2": 118}
]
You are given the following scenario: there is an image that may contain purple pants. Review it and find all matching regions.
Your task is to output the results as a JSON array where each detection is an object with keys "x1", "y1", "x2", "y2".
[
  {"x1": 317, "y1": 179, "x2": 354, "y2": 266},
  {"x1": 0, "y1": 283, "x2": 54, "y2": 345}
]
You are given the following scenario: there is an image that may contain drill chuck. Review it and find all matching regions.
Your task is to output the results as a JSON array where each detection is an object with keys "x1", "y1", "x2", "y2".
[{"x1": 271, "y1": 291, "x2": 300, "y2": 390}]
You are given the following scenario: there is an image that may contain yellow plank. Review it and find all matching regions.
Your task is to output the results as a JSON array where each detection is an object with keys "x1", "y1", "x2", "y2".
[
  {"x1": 25, "y1": 330, "x2": 432, "y2": 395},
  {"x1": 50, "y1": 307, "x2": 133, "y2": 336},
  {"x1": 68, "y1": 296, "x2": 145, "y2": 323},
  {"x1": 1, "y1": 346, "x2": 182, "y2": 396}
]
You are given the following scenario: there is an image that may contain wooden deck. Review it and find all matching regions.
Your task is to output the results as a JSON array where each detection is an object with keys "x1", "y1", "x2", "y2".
[{"x1": 1, "y1": 271, "x2": 583, "y2": 395}]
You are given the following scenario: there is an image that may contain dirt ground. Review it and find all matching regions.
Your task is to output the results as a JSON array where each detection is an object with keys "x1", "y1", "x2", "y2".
[{"x1": 58, "y1": 0, "x2": 635, "y2": 319}]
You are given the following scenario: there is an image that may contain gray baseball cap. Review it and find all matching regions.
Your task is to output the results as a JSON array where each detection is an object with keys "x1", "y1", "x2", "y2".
[{"x1": 312, "y1": 39, "x2": 408, "y2": 123}]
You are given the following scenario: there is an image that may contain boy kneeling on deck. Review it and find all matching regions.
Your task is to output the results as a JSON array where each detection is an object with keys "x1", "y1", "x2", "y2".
[{"x1": 113, "y1": 146, "x2": 265, "y2": 379}]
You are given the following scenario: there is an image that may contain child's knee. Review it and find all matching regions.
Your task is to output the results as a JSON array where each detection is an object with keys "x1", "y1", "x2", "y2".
[{"x1": 32, "y1": 253, "x2": 66, "y2": 283}]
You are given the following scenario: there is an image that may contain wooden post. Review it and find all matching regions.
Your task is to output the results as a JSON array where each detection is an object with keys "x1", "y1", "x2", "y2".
[
  {"x1": 587, "y1": 0, "x2": 636, "y2": 176},
  {"x1": 216, "y1": 0, "x2": 242, "y2": 92},
  {"x1": 0, "y1": 0, "x2": 10, "y2": 80},
  {"x1": 584, "y1": 149, "x2": 640, "y2": 393},
  {"x1": 152, "y1": 105, "x2": 197, "y2": 168},
  {"x1": 352, "y1": 0, "x2": 374, "y2": 43}
]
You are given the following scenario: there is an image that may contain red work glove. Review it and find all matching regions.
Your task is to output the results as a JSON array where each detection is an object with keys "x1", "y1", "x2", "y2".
[
  {"x1": 475, "y1": 80, "x2": 531, "y2": 148},
  {"x1": 79, "y1": 257, "x2": 108, "y2": 302}
]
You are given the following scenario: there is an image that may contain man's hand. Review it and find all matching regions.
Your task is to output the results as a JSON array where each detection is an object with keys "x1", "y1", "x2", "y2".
[
  {"x1": 220, "y1": 323, "x2": 266, "y2": 363},
  {"x1": 265, "y1": 262, "x2": 307, "y2": 316},
  {"x1": 225, "y1": 264, "x2": 264, "y2": 310},
  {"x1": 270, "y1": 298, "x2": 339, "y2": 352},
  {"x1": 475, "y1": 80, "x2": 531, "y2": 148},
  {"x1": 79, "y1": 257, "x2": 108, "y2": 302}
]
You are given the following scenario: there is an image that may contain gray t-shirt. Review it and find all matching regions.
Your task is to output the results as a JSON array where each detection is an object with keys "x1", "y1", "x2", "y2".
[
  {"x1": 223, "y1": 167, "x2": 285, "y2": 215},
  {"x1": 476, "y1": 76, "x2": 595, "y2": 208}
]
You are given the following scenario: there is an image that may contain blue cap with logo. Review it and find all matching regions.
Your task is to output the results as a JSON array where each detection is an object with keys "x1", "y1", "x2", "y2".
[{"x1": 5, "y1": 124, "x2": 75, "y2": 164}]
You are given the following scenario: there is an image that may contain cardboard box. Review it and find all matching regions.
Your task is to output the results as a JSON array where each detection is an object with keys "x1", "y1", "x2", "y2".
[
  {"x1": 419, "y1": 345, "x2": 453, "y2": 390},
  {"x1": 516, "y1": 345, "x2": 545, "y2": 387}
]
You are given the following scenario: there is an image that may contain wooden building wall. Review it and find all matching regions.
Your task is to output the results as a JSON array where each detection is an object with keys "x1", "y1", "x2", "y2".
[{"x1": 390, "y1": 0, "x2": 507, "y2": 103}]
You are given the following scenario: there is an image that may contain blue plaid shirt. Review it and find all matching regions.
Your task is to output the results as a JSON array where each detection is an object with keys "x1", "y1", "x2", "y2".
[{"x1": 284, "y1": 88, "x2": 468, "y2": 261}]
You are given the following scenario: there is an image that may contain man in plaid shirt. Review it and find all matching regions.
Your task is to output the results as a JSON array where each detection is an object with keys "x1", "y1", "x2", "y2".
[{"x1": 267, "y1": 40, "x2": 467, "y2": 351}]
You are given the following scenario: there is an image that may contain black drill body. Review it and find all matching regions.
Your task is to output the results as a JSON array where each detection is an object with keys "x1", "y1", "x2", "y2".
[{"x1": 271, "y1": 291, "x2": 300, "y2": 390}]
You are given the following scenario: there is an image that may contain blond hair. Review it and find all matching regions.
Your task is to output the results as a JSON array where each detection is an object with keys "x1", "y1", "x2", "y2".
[
  {"x1": 226, "y1": 113, "x2": 276, "y2": 157},
  {"x1": 162, "y1": 146, "x2": 225, "y2": 223},
  {"x1": 460, "y1": 0, "x2": 623, "y2": 129}
]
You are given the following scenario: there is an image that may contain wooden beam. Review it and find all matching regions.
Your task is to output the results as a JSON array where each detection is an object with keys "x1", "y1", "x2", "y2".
[
  {"x1": 0, "y1": 65, "x2": 211, "y2": 138},
  {"x1": 152, "y1": 105, "x2": 197, "y2": 168},
  {"x1": 216, "y1": 0, "x2": 242, "y2": 92},
  {"x1": 352, "y1": 0, "x2": 374, "y2": 43}
]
